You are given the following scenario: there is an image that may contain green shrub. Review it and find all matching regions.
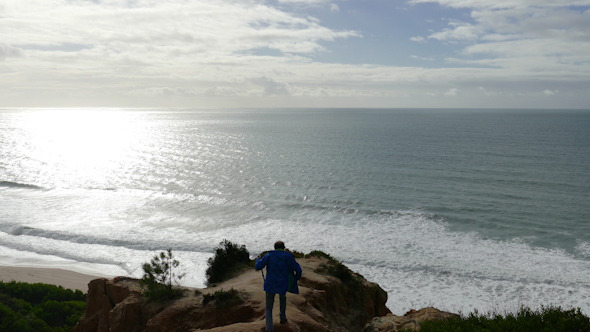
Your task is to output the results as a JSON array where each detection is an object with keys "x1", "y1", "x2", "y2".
[
  {"x1": 324, "y1": 261, "x2": 354, "y2": 283},
  {"x1": 290, "y1": 249, "x2": 305, "y2": 258},
  {"x1": 0, "y1": 281, "x2": 85, "y2": 305},
  {"x1": 206, "y1": 240, "x2": 250, "y2": 285},
  {"x1": 0, "y1": 293, "x2": 33, "y2": 314},
  {"x1": 33, "y1": 300, "x2": 86, "y2": 328},
  {"x1": 141, "y1": 249, "x2": 185, "y2": 301},
  {"x1": 308, "y1": 250, "x2": 355, "y2": 283},
  {"x1": 418, "y1": 306, "x2": 590, "y2": 332},
  {"x1": 202, "y1": 288, "x2": 243, "y2": 308},
  {"x1": 0, "y1": 281, "x2": 86, "y2": 332},
  {"x1": 307, "y1": 250, "x2": 336, "y2": 261}
]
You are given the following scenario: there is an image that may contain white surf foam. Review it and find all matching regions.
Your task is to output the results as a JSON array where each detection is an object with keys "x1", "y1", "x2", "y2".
[{"x1": 1, "y1": 204, "x2": 588, "y2": 315}]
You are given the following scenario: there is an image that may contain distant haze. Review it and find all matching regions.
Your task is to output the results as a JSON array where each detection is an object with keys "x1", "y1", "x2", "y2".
[{"x1": 1, "y1": 0, "x2": 589, "y2": 108}]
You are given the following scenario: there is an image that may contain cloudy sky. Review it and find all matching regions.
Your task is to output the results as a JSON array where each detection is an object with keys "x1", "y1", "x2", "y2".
[{"x1": 1, "y1": 0, "x2": 589, "y2": 108}]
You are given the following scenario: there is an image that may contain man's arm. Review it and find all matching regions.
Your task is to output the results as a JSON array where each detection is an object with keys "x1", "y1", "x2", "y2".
[
  {"x1": 291, "y1": 257, "x2": 302, "y2": 280},
  {"x1": 255, "y1": 253, "x2": 268, "y2": 271}
]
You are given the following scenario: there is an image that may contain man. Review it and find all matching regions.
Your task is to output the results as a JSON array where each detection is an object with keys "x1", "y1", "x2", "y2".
[{"x1": 255, "y1": 241, "x2": 302, "y2": 332}]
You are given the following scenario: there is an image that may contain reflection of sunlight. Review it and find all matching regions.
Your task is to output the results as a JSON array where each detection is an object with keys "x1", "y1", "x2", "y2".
[{"x1": 21, "y1": 109, "x2": 148, "y2": 188}]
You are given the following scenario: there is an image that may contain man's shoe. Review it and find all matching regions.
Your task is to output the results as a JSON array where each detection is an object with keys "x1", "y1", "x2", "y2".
[{"x1": 280, "y1": 318, "x2": 288, "y2": 324}]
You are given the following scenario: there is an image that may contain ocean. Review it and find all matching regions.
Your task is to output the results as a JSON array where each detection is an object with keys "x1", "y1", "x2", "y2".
[{"x1": 0, "y1": 108, "x2": 589, "y2": 315}]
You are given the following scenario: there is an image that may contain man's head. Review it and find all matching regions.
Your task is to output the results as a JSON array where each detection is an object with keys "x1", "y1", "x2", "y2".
[{"x1": 274, "y1": 240, "x2": 285, "y2": 250}]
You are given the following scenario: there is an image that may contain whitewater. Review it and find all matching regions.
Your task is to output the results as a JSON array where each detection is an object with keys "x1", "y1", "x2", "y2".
[{"x1": 1, "y1": 108, "x2": 589, "y2": 315}]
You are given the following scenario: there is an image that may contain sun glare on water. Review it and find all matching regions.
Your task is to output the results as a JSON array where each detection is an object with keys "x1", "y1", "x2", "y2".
[{"x1": 18, "y1": 108, "x2": 149, "y2": 188}]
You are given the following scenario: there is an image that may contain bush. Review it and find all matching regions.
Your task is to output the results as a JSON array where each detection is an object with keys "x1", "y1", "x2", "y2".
[
  {"x1": 0, "y1": 281, "x2": 85, "y2": 305},
  {"x1": 141, "y1": 249, "x2": 185, "y2": 301},
  {"x1": 202, "y1": 288, "x2": 243, "y2": 308},
  {"x1": 308, "y1": 250, "x2": 355, "y2": 283},
  {"x1": 307, "y1": 250, "x2": 335, "y2": 261},
  {"x1": 0, "y1": 281, "x2": 86, "y2": 332},
  {"x1": 33, "y1": 300, "x2": 86, "y2": 328},
  {"x1": 206, "y1": 240, "x2": 250, "y2": 285},
  {"x1": 324, "y1": 261, "x2": 354, "y2": 283},
  {"x1": 290, "y1": 249, "x2": 305, "y2": 258},
  {"x1": 418, "y1": 306, "x2": 590, "y2": 332}
]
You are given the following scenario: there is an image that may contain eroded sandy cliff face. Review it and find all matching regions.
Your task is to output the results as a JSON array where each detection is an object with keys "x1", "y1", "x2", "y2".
[{"x1": 73, "y1": 257, "x2": 391, "y2": 332}]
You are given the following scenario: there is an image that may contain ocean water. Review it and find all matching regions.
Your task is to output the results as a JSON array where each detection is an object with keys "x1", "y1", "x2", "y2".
[{"x1": 0, "y1": 108, "x2": 589, "y2": 315}]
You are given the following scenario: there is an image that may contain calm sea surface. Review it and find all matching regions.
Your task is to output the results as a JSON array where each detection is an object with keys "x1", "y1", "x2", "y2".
[{"x1": 1, "y1": 108, "x2": 589, "y2": 314}]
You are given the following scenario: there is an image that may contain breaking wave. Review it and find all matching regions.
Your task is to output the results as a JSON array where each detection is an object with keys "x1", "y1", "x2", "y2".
[{"x1": 0, "y1": 181, "x2": 44, "y2": 190}]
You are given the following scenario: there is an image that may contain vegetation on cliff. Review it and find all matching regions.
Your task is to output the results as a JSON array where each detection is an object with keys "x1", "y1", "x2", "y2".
[
  {"x1": 140, "y1": 248, "x2": 185, "y2": 301},
  {"x1": 308, "y1": 250, "x2": 355, "y2": 283},
  {"x1": 206, "y1": 239, "x2": 250, "y2": 285},
  {"x1": 0, "y1": 281, "x2": 85, "y2": 332},
  {"x1": 414, "y1": 306, "x2": 590, "y2": 332},
  {"x1": 202, "y1": 288, "x2": 244, "y2": 308},
  {"x1": 4, "y1": 243, "x2": 590, "y2": 331}
]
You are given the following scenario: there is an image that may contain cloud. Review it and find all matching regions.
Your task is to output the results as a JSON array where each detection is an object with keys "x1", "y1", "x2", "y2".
[
  {"x1": 0, "y1": 44, "x2": 24, "y2": 61},
  {"x1": 276, "y1": 0, "x2": 341, "y2": 11},
  {"x1": 543, "y1": 89, "x2": 557, "y2": 96},
  {"x1": 444, "y1": 88, "x2": 459, "y2": 96},
  {"x1": 250, "y1": 76, "x2": 291, "y2": 96},
  {"x1": 0, "y1": 0, "x2": 359, "y2": 58},
  {"x1": 129, "y1": 87, "x2": 200, "y2": 97},
  {"x1": 428, "y1": 21, "x2": 481, "y2": 41},
  {"x1": 409, "y1": 0, "x2": 590, "y2": 10},
  {"x1": 412, "y1": 1, "x2": 590, "y2": 45},
  {"x1": 0, "y1": 0, "x2": 589, "y2": 108},
  {"x1": 277, "y1": 0, "x2": 335, "y2": 5},
  {"x1": 0, "y1": 0, "x2": 361, "y2": 100},
  {"x1": 411, "y1": 55, "x2": 434, "y2": 61},
  {"x1": 408, "y1": 1, "x2": 590, "y2": 82}
]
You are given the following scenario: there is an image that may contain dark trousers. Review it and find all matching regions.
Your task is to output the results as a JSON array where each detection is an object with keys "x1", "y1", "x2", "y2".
[{"x1": 265, "y1": 292, "x2": 286, "y2": 331}]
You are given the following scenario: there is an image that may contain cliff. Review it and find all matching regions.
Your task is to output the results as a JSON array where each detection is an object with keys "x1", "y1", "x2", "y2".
[
  {"x1": 73, "y1": 256, "x2": 454, "y2": 331},
  {"x1": 73, "y1": 256, "x2": 389, "y2": 332},
  {"x1": 363, "y1": 307, "x2": 458, "y2": 332}
]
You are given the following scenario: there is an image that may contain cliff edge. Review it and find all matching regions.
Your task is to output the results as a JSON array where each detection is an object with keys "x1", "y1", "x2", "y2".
[{"x1": 73, "y1": 256, "x2": 391, "y2": 332}]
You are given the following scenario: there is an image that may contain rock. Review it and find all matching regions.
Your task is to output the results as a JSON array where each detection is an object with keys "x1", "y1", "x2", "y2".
[
  {"x1": 73, "y1": 277, "x2": 144, "y2": 332},
  {"x1": 110, "y1": 295, "x2": 149, "y2": 332},
  {"x1": 72, "y1": 278, "x2": 111, "y2": 332},
  {"x1": 364, "y1": 307, "x2": 459, "y2": 332},
  {"x1": 74, "y1": 257, "x2": 395, "y2": 332}
]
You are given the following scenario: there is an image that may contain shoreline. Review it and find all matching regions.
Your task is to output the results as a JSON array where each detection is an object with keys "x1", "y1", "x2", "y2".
[{"x1": 0, "y1": 265, "x2": 103, "y2": 291}]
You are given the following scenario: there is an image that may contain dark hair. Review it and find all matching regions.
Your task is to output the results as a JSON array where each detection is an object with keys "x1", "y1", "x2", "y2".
[{"x1": 274, "y1": 241, "x2": 285, "y2": 250}]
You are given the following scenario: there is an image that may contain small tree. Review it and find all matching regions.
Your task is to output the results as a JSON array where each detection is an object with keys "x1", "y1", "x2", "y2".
[{"x1": 141, "y1": 249, "x2": 185, "y2": 301}]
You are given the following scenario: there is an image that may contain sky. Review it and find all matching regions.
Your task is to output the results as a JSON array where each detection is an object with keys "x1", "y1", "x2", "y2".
[{"x1": 1, "y1": 0, "x2": 589, "y2": 109}]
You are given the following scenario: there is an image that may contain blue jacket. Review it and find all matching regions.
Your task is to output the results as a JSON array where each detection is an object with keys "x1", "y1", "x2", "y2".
[{"x1": 255, "y1": 250, "x2": 302, "y2": 295}]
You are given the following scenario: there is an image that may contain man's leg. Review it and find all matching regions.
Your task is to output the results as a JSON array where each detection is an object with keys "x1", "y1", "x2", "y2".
[
  {"x1": 265, "y1": 292, "x2": 275, "y2": 331},
  {"x1": 279, "y1": 293, "x2": 287, "y2": 324}
]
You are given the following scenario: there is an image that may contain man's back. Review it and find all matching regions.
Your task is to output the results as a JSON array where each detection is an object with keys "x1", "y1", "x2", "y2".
[
  {"x1": 255, "y1": 250, "x2": 302, "y2": 295},
  {"x1": 255, "y1": 241, "x2": 302, "y2": 331}
]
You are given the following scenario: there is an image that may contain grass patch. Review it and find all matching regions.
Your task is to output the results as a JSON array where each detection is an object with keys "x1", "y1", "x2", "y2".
[
  {"x1": 202, "y1": 289, "x2": 243, "y2": 308},
  {"x1": 206, "y1": 240, "x2": 250, "y2": 285},
  {"x1": 307, "y1": 250, "x2": 336, "y2": 261},
  {"x1": 417, "y1": 306, "x2": 590, "y2": 332}
]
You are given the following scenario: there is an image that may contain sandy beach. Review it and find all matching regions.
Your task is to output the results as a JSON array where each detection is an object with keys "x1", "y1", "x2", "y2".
[{"x1": 0, "y1": 265, "x2": 102, "y2": 291}]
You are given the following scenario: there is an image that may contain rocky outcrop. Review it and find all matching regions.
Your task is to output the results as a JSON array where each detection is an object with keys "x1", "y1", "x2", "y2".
[
  {"x1": 364, "y1": 307, "x2": 459, "y2": 332},
  {"x1": 73, "y1": 257, "x2": 391, "y2": 332}
]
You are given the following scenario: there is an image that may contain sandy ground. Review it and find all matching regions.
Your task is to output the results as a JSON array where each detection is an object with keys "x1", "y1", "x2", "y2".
[{"x1": 0, "y1": 265, "x2": 102, "y2": 291}]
